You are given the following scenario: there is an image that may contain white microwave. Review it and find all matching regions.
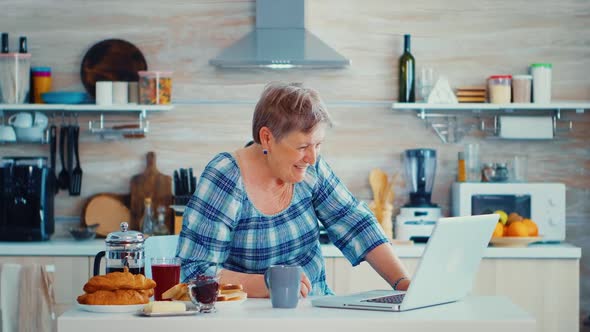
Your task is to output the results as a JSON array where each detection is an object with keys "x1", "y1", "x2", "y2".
[{"x1": 452, "y1": 182, "x2": 566, "y2": 242}]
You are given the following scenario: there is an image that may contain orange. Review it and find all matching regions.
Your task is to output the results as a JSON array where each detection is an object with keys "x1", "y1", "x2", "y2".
[
  {"x1": 523, "y1": 218, "x2": 539, "y2": 236},
  {"x1": 507, "y1": 212, "x2": 523, "y2": 225},
  {"x1": 506, "y1": 221, "x2": 529, "y2": 237},
  {"x1": 492, "y1": 222, "x2": 504, "y2": 238}
]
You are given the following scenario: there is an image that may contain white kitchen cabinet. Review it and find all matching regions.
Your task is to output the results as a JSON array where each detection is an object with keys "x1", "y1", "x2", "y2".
[
  {"x1": 0, "y1": 256, "x2": 90, "y2": 316},
  {"x1": 330, "y1": 257, "x2": 579, "y2": 332}
]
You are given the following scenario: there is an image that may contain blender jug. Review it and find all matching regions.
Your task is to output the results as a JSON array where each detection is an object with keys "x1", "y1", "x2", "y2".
[
  {"x1": 403, "y1": 149, "x2": 437, "y2": 207},
  {"x1": 93, "y1": 222, "x2": 145, "y2": 275}
]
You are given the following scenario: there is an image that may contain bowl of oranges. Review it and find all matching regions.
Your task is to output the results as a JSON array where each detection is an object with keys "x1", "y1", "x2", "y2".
[{"x1": 489, "y1": 210, "x2": 542, "y2": 247}]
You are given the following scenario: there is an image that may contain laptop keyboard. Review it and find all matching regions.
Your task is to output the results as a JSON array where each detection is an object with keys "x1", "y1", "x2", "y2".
[{"x1": 362, "y1": 293, "x2": 405, "y2": 304}]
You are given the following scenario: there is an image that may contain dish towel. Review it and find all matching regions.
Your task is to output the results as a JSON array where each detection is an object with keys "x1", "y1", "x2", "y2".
[
  {"x1": 18, "y1": 264, "x2": 56, "y2": 332},
  {"x1": 0, "y1": 264, "x2": 56, "y2": 332},
  {"x1": 1, "y1": 263, "x2": 22, "y2": 332}
]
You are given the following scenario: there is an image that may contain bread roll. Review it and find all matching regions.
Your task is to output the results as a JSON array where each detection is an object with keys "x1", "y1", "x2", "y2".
[
  {"x1": 77, "y1": 289, "x2": 151, "y2": 305},
  {"x1": 217, "y1": 290, "x2": 247, "y2": 302},
  {"x1": 162, "y1": 283, "x2": 188, "y2": 300},
  {"x1": 219, "y1": 284, "x2": 243, "y2": 294},
  {"x1": 83, "y1": 270, "x2": 156, "y2": 293}
]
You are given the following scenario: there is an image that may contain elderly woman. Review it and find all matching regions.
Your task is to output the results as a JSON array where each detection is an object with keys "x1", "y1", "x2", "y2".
[{"x1": 177, "y1": 82, "x2": 410, "y2": 297}]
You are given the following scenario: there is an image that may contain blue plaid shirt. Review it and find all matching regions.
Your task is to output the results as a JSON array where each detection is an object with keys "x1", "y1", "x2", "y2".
[{"x1": 177, "y1": 152, "x2": 388, "y2": 295}]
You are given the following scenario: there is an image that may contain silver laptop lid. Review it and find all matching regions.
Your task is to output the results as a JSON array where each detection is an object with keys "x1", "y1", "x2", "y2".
[{"x1": 399, "y1": 214, "x2": 497, "y2": 310}]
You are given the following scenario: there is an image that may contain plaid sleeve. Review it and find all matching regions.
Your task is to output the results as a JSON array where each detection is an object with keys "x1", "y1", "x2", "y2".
[
  {"x1": 176, "y1": 153, "x2": 243, "y2": 281},
  {"x1": 312, "y1": 156, "x2": 388, "y2": 266}
]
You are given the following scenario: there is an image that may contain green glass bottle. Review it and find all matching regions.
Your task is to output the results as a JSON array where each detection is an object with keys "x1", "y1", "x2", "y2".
[{"x1": 398, "y1": 34, "x2": 415, "y2": 102}]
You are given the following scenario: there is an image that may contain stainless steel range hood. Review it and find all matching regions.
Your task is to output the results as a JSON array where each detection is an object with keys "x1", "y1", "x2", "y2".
[{"x1": 210, "y1": 0, "x2": 350, "y2": 69}]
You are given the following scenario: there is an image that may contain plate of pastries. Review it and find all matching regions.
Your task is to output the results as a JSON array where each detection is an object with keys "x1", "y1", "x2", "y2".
[{"x1": 76, "y1": 267, "x2": 156, "y2": 313}]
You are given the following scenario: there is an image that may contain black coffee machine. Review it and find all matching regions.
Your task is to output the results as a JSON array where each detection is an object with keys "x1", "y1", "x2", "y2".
[{"x1": 0, "y1": 157, "x2": 55, "y2": 241}]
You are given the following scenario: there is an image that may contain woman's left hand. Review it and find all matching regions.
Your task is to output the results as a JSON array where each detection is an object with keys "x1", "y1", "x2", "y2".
[{"x1": 300, "y1": 272, "x2": 312, "y2": 297}]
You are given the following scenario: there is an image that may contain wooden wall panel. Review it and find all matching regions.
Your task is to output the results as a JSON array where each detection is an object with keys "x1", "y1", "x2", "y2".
[{"x1": 1, "y1": 0, "x2": 589, "y2": 322}]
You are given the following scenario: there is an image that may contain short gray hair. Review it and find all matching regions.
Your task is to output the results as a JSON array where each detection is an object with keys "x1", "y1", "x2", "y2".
[{"x1": 252, "y1": 82, "x2": 333, "y2": 144}]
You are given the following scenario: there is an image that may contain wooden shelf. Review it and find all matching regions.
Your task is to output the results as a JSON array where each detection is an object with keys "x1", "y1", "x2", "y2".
[{"x1": 0, "y1": 104, "x2": 173, "y2": 112}]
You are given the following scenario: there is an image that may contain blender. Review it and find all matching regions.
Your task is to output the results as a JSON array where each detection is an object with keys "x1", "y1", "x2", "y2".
[{"x1": 395, "y1": 149, "x2": 441, "y2": 242}]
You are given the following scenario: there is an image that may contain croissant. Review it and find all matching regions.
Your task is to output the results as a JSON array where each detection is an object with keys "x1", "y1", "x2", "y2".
[
  {"x1": 77, "y1": 289, "x2": 153, "y2": 305},
  {"x1": 83, "y1": 270, "x2": 156, "y2": 293}
]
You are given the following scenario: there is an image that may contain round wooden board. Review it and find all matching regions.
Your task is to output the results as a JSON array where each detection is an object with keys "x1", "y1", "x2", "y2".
[
  {"x1": 82, "y1": 193, "x2": 132, "y2": 237},
  {"x1": 80, "y1": 39, "x2": 147, "y2": 97}
]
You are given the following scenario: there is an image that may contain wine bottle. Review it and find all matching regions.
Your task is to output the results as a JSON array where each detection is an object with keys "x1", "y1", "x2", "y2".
[
  {"x1": 1, "y1": 33, "x2": 8, "y2": 53},
  {"x1": 398, "y1": 34, "x2": 415, "y2": 102}
]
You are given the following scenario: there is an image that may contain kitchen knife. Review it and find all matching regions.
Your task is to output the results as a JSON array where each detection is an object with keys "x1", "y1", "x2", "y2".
[
  {"x1": 188, "y1": 168, "x2": 194, "y2": 194},
  {"x1": 180, "y1": 168, "x2": 188, "y2": 195},
  {"x1": 173, "y1": 170, "x2": 181, "y2": 195}
]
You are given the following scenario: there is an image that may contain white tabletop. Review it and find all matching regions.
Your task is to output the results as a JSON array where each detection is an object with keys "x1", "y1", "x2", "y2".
[{"x1": 58, "y1": 296, "x2": 535, "y2": 332}]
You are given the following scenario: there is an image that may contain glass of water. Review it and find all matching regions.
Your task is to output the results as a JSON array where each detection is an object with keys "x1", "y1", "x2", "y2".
[{"x1": 419, "y1": 67, "x2": 435, "y2": 101}]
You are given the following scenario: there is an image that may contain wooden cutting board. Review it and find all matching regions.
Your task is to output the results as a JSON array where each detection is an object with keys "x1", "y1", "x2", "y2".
[
  {"x1": 129, "y1": 151, "x2": 173, "y2": 232},
  {"x1": 82, "y1": 193, "x2": 131, "y2": 237}
]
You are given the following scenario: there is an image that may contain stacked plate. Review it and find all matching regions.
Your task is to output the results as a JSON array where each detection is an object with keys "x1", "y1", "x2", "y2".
[{"x1": 456, "y1": 86, "x2": 487, "y2": 103}]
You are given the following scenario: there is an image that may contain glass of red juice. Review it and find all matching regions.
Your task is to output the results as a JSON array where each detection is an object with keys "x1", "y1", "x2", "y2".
[{"x1": 151, "y1": 257, "x2": 181, "y2": 301}]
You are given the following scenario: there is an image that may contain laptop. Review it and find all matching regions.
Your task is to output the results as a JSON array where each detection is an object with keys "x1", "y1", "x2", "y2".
[{"x1": 312, "y1": 214, "x2": 498, "y2": 312}]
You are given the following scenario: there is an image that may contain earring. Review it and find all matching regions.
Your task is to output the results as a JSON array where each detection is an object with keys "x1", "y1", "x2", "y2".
[{"x1": 263, "y1": 149, "x2": 268, "y2": 155}]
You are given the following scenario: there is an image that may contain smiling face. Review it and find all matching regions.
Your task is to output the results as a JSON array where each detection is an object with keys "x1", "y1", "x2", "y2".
[{"x1": 263, "y1": 125, "x2": 326, "y2": 184}]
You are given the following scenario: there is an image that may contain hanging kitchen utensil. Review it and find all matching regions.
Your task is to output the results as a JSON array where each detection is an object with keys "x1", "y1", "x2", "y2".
[
  {"x1": 70, "y1": 124, "x2": 83, "y2": 196},
  {"x1": 57, "y1": 124, "x2": 69, "y2": 190},
  {"x1": 80, "y1": 39, "x2": 147, "y2": 97},
  {"x1": 48, "y1": 124, "x2": 58, "y2": 194},
  {"x1": 66, "y1": 124, "x2": 75, "y2": 195},
  {"x1": 129, "y1": 151, "x2": 173, "y2": 232}
]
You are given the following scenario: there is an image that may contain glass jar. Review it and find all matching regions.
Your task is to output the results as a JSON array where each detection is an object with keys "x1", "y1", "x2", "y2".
[
  {"x1": 138, "y1": 70, "x2": 172, "y2": 104},
  {"x1": 488, "y1": 75, "x2": 512, "y2": 104},
  {"x1": 492, "y1": 163, "x2": 509, "y2": 182}
]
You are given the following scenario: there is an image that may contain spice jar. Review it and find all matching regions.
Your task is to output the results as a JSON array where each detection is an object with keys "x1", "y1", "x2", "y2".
[
  {"x1": 31, "y1": 67, "x2": 52, "y2": 104},
  {"x1": 488, "y1": 75, "x2": 512, "y2": 104}
]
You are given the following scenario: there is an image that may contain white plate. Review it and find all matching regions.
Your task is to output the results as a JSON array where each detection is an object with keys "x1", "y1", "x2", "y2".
[
  {"x1": 77, "y1": 303, "x2": 145, "y2": 313},
  {"x1": 215, "y1": 298, "x2": 247, "y2": 309},
  {"x1": 137, "y1": 309, "x2": 199, "y2": 317},
  {"x1": 489, "y1": 236, "x2": 543, "y2": 247}
]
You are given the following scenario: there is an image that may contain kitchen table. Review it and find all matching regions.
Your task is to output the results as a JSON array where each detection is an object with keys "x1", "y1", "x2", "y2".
[{"x1": 58, "y1": 296, "x2": 535, "y2": 332}]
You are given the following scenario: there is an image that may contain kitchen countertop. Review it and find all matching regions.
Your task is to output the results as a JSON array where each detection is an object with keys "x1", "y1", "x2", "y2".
[
  {"x1": 58, "y1": 296, "x2": 535, "y2": 332},
  {"x1": 0, "y1": 237, "x2": 581, "y2": 259}
]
